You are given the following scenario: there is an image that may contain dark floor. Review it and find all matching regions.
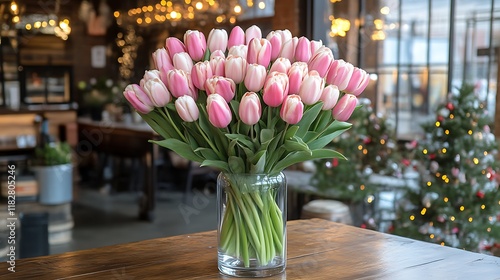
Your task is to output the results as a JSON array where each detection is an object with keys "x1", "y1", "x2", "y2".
[{"x1": 50, "y1": 185, "x2": 217, "y2": 255}]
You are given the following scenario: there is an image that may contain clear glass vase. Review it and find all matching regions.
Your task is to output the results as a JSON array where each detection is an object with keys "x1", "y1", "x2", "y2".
[{"x1": 217, "y1": 172, "x2": 287, "y2": 277}]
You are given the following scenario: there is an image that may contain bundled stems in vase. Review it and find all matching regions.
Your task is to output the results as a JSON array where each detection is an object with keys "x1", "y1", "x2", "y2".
[{"x1": 218, "y1": 173, "x2": 285, "y2": 268}]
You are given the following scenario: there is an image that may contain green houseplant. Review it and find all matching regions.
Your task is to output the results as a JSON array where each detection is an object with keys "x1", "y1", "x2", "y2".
[{"x1": 32, "y1": 142, "x2": 73, "y2": 205}]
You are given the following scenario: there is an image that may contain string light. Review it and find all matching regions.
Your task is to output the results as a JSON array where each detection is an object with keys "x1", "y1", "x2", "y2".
[
  {"x1": 468, "y1": 217, "x2": 473, "y2": 222},
  {"x1": 441, "y1": 148, "x2": 447, "y2": 154},
  {"x1": 421, "y1": 208, "x2": 427, "y2": 215},
  {"x1": 410, "y1": 215, "x2": 415, "y2": 221},
  {"x1": 430, "y1": 234, "x2": 435, "y2": 239},
  {"x1": 459, "y1": 206, "x2": 465, "y2": 211},
  {"x1": 427, "y1": 181, "x2": 432, "y2": 187},
  {"x1": 473, "y1": 158, "x2": 479, "y2": 164},
  {"x1": 423, "y1": 148, "x2": 428, "y2": 155},
  {"x1": 450, "y1": 216, "x2": 455, "y2": 221},
  {"x1": 449, "y1": 114, "x2": 454, "y2": 119},
  {"x1": 440, "y1": 242, "x2": 445, "y2": 246},
  {"x1": 481, "y1": 204, "x2": 486, "y2": 210},
  {"x1": 435, "y1": 121, "x2": 441, "y2": 127},
  {"x1": 359, "y1": 184, "x2": 365, "y2": 190}
]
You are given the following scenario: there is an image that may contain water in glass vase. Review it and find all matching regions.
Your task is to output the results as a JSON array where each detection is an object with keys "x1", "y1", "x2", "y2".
[{"x1": 217, "y1": 172, "x2": 287, "y2": 277}]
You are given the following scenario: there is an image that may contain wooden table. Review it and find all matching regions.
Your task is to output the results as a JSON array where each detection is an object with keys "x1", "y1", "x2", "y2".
[{"x1": 2, "y1": 219, "x2": 498, "y2": 279}]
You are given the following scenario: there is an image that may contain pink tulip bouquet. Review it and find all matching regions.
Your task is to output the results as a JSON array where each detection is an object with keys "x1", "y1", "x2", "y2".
[{"x1": 123, "y1": 25, "x2": 369, "y2": 272}]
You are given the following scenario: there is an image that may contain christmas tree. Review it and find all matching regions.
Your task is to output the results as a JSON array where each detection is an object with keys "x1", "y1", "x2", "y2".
[
  {"x1": 310, "y1": 99, "x2": 403, "y2": 205},
  {"x1": 394, "y1": 84, "x2": 500, "y2": 253}
]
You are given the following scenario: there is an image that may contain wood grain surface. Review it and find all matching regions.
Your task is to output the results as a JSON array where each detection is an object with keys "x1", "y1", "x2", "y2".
[{"x1": 0, "y1": 219, "x2": 498, "y2": 279}]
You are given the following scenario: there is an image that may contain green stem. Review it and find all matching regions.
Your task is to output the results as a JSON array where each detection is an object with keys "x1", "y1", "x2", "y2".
[
  {"x1": 159, "y1": 107, "x2": 187, "y2": 142},
  {"x1": 194, "y1": 121, "x2": 225, "y2": 160}
]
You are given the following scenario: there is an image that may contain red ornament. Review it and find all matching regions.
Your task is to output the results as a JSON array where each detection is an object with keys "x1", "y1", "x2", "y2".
[
  {"x1": 446, "y1": 102, "x2": 454, "y2": 111},
  {"x1": 402, "y1": 158, "x2": 411, "y2": 167},
  {"x1": 332, "y1": 158, "x2": 339, "y2": 167},
  {"x1": 429, "y1": 153, "x2": 436, "y2": 160},
  {"x1": 363, "y1": 137, "x2": 372, "y2": 144},
  {"x1": 476, "y1": 191, "x2": 485, "y2": 199},
  {"x1": 437, "y1": 115, "x2": 444, "y2": 122},
  {"x1": 360, "y1": 223, "x2": 367, "y2": 229},
  {"x1": 452, "y1": 227, "x2": 459, "y2": 234}
]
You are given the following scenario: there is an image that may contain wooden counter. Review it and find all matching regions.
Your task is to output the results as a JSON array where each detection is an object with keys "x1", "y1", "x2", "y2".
[{"x1": 1, "y1": 219, "x2": 498, "y2": 279}]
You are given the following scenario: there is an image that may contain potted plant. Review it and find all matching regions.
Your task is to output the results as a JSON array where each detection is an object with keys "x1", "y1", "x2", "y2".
[{"x1": 32, "y1": 142, "x2": 73, "y2": 205}]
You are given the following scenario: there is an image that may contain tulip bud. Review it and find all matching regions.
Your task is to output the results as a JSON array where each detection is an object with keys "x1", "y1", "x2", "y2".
[
  {"x1": 173, "y1": 52, "x2": 194, "y2": 73},
  {"x1": 263, "y1": 71, "x2": 289, "y2": 107},
  {"x1": 228, "y1": 26, "x2": 245, "y2": 49},
  {"x1": 165, "y1": 37, "x2": 187, "y2": 61},
  {"x1": 165, "y1": 69, "x2": 197, "y2": 100},
  {"x1": 225, "y1": 55, "x2": 247, "y2": 84},
  {"x1": 280, "y1": 95, "x2": 304, "y2": 124},
  {"x1": 320, "y1": 85, "x2": 340, "y2": 110},
  {"x1": 310, "y1": 40, "x2": 323, "y2": 56},
  {"x1": 326, "y1": 59, "x2": 354, "y2": 91},
  {"x1": 247, "y1": 38, "x2": 272, "y2": 67},
  {"x1": 332, "y1": 94, "x2": 357, "y2": 121},
  {"x1": 210, "y1": 56, "x2": 225, "y2": 76},
  {"x1": 152, "y1": 48, "x2": 174, "y2": 81},
  {"x1": 142, "y1": 78, "x2": 171, "y2": 107},
  {"x1": 191, "y1": 61, "x2": 213, "y2": 91},
  {"x1": 245, "y1": 25, "x2": 262, "y2": 45},
  {"x1": 345, "y1": 67, "x2": 370, "y2": 96},
  {"x1": 184, "y1": 30, "x2": 206, "y2": 62},
  {"x1": 280, "y1": 37, "x2": 298, "y2": 61},
  {"x1": 207, "y1": 28, "x2": 228, "y2": 53},
  {"x1": 275, "y1": 29, "x2": 292, "y2": 48},
  {"x1": 205, "y1": 76, "x2": 236, "y2": 102},
  {"x1": 244, "y1": 64, "x2": 267, "y2": 92},
  {"x1": 207, "y1": 93, "x2": 232, "y2": 128},
  {"x1": 228, "y1": 45, "x2": 248, "y2": 59},
  {"x1": 239, "y1": 92, "x2": 262, "y2": 125},
  {"x1": 141, "y1": 70, "x2": 162, "y2": 84},
  {"x1": 269, "y1": 57, "x2": 291, "y2": 74},
  {"x1": 287, "y1": 62, "x2": 309, "y2": 95},
  {"x1": 266, "y1": 31, "x2": 283, "y2": 61},
  {"x1": 308, "y1": 46, "x2": 334, "y2": 78},
  {"x1": 175, "y1": 95, "x2": 199, "y2": 122},
  {"x1": 295, "y1": 36, "x2": 311, "y2": 62},
  {"x1": 299, "y1": 70, "x2": 325, "y2": 105},
  {"x1": 210, "y1": 50, "x2": 226, "y2": 60},
  {"x1": 123, "y1": 84, "x2": 154, "y2": 114}
]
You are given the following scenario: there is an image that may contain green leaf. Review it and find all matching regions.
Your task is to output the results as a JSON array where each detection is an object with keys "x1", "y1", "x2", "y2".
[
  {"x1": 194, "y1": 147, "x2": 219, "y2": 161},
  {"x1": 228, "y1": 156, "x2": 245, "y2": 173},
  {"x1": 151, "y1": 139, "x2": 203, "y2": 163},
  {"x1": 284, "y1": 125, "x2": 299, "y2": 140},
  {"x1": 251, "y1": 150, "x2": 266, "y2": 173},
  {"x1": 260, "y1": 128, "x2": 275, "y2": 144},
  {"x1": 295, "y1": 103, "x2": 323, "y2": 138},
  {"x1": 284, "y1": 136, "x2": 311, "y2": 153},
  {"x1": 226, "y1": 134, "x2": 254, "y2": 150},
  {"x1": 308, "y1": 121, "x2": 352, "y2": 150},
  {"x1": 200, "y1": 159, "x2": 229, "y2": 172},
  {"x1": 270, "y1": 149, "x2": 346, "y2": 173}
]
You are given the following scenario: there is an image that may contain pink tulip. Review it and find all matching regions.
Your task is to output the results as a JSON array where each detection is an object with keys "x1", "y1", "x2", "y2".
[
  {"x1": 345, "y1": 67, "x2": 370, "y2": 96},
  {"x1": 206, "y1": 93, "x2": 232, "y2": 128},
  {"x1": 326, "y1": 59, "x2": 354, "y2": 91},
  {"x1": 245, "y1": 25, "x2": 262, "y2": 45},
  {"x1": 274, "y1": 29, "x2": 292, "y2": 48},
  {"x1": 280, "y1": 37, "x2": 298, "y2": 61},
  {"x1": 244, "y1": 64, "x2": 267, "y2": 92},
  {"x1": 299, "y1": 70, "x2": 325, "y2": 105},
  {"x1": 205, "y1": 76, "x2": 236, "y2": 102},
  {"x1": 173, "y1": 52, "x2": 194, "y2": 73},
  {"x1": 280, "y1": 95, "x2": 304, "y2": 124},
  {"x1": 310, "y1": 40, "x2": 323, "y2": 56},
  {"x1": 269, "y1": 57, "x2": 292, "y2": 74},
  {"x1": 142, "y1": 78, "x2": 171, "y2": 107},
  {"x1": 184, "y1": 30, "x2": 206, "y2": 61},
  {"x1": 239, "y1": 92, "x2": 261, "y2": 125},
  {"x1": 320, "y1": 85, "x2": 340, "y2": 110},
  {"x1": 210, "y1": 56, "x2": 225, "y2": 76},
  {"x1": 287, "y1": 62, "x2": 309, "y2": 95},
  {"x1": 152, "y1": 48, "x2": 174, "y2": 81},
  {"x1": 165, "y1": 69, "x2": 197, "y2": 100},
  {"x1": 262, "y1": 71, "x2": 289, "y2": 107},
  {"x1": 123, "y1": 84, "x2": 154, "y2": 114},
  {"x1": 332, "y1": 94, "x2": 357, "y2": 121},
  {"x1": 266, "y1": 31, "x2": 282, "y2": 61},
  {"x1": 228, "y1": 26, "x2": 245, "y2": 49},
  {"x1": 175, "y1": 95, "x2": 199, "y2": 122},
  {"x1": 295, "y1": 36, "x2": 311, "y2": 62},
  {"x1": 308, "y1": 46, "x2": 334, "y2": 78},
  {"x1": 207, "y1": 28, "x2": 228, "y2": 53},
  {"x1": 247, "y1": 38, "x2": 272, "y2": 67},
  {"x1": 228, "y1": 45, "x2": 248, "y2": 60},
  {"x1": 165, "y1": 37, "x2": 187, "y2": 61},
  {"x1": 225, "y1": 55, "x2": 247, "y2": 84},
  {"x1": 191, "y1": 61, "x2": 213, "y2": 91},
  {"x1": 141, "y1": 70, "x2": 162, "y2": 84},
  {"x1": 210, "y1": 50, "x2": 226, "y2": 60}
]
